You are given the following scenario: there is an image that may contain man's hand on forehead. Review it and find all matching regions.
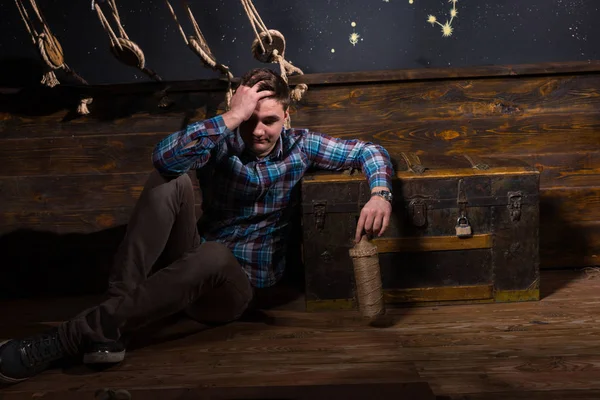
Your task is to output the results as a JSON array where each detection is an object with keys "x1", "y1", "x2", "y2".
[
  {"x1": 245, "y1": 79, "x2": 268, "y2": 92},
  {"x1": 224, "y1": 81, "x2": 276, "y2": 127}
]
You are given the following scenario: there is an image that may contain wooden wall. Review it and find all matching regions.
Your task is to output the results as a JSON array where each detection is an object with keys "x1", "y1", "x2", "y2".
[{"x1": 0, "y1": 61, "x2": 598, "y2": 298}]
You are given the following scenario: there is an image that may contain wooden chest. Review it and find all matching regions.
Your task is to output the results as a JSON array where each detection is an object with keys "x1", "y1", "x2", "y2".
[{"x1": 300, "y1": 154, "x2": 540, "y2": 311}]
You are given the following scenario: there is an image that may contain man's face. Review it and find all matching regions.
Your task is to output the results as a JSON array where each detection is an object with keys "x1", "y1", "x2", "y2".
[{"x1": 239, "y1": 98, "x2": 288, "y2": 158}]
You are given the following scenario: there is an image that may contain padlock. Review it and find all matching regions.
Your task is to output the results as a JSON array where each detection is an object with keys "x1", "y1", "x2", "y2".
[{"x1": 455, "y1": 216, "x2": 472, "y2": 238}]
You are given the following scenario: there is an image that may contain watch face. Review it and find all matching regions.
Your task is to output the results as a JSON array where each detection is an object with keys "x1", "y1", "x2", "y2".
[{"x1": 374, "y1": 191, "x2": 392, "y2": 201}]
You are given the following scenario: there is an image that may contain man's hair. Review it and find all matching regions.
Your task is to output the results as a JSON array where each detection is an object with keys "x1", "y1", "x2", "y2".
[{"x1": 239, "y1": 68, "x2": 291, "y2": 111}]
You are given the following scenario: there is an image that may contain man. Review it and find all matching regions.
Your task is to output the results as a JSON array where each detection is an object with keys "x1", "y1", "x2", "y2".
[{"x1": 0, "y1": 68, "x2": 394, "y2": 384}]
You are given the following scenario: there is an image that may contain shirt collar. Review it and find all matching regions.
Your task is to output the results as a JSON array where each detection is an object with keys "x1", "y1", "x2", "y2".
[
  {"x1": 270, "y1": 132, "x2": 284, "y2": 160},
  {"x1": 236, "y1": 127, "x2": 285, "y2": 162}
]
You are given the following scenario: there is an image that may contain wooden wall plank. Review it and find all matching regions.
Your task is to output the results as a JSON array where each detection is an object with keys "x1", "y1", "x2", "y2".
[
  {"x1": 490, "y1": 152, "x2": 600, "y2": 188},
  {"x1": 293, "y1": 74, "x2": 600, "y2": 122},
  {"x1": 0, "y1": 172, "x2": 205, "y2": 213},
  {"x1": 310, "y1": 113, "x2": 600, "y2": 156},
  {"x1": 2, "y1": 137, "x2": 598, "y2": 191},
  {"x1": 540, "y1": 187, "x2": 600, "y2": 222},
  {"x1": 3, "y1": 74, "x2": 600, "y2": 140},
  {"x1": 0, "y1": 91, "x2": 218, "y2": 139},
  {"x1": 541, "y1": 222, "x2": 600, "y2": 269},
  {"x1": 0, "y1": 208, "x2": 133, "y2": 235},
  {"x1": 287, "y1": 60, "x2": 600, "y2": 85},
  {"x1": 0, "y1": 173, "x2": 148, "y2": 212},
  {"x1": 0, "y1": 175, "x2": 597, "y2": 225},
  {"x1": 0, "y1": 133, "x2": 162, "y2": 177},
  {"x1": 2, "y1": 137, "x2": 598, "y2": 194},
  {"x1": 0, "y1": 110, "x2": 196, "y2": 139},
  {"x1": 4, "y1": 118, "x2": 597, "y2": 173},
  {"x1": 0, "y1": 172, "x2": 594, "y2": 219},
  {"x1": 0, "y1": 205, "x2": 204, "y2": 235}
]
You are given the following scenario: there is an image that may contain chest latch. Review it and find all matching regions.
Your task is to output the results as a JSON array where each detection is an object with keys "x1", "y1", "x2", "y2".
[
  {"x1": 507, "y1": 191, "x2": 523, "y2": 222},
  {"x1": 408, "y1": 197, "x2": 428, "y2": 227},
  {"x1": 313, "y1": 201, "x2": 327, "y2": 231},
  {"x1": 455, "y1": 179, "x2": 473, "y2": 238}
]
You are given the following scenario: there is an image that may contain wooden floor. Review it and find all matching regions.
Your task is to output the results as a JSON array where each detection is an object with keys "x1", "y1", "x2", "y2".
[{"x1": 2, "y1": 269, "x2": 600, "y2": 399}]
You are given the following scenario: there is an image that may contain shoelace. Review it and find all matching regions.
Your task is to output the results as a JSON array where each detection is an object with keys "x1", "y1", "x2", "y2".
[{"x1": 20, "y1": 332, "x2": 63, "y2": 368}]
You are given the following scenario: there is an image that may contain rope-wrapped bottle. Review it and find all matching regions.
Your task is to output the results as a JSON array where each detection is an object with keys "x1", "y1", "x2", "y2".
[{"x1": 349, "y1": 235, "x2": 385, "y2": 318}]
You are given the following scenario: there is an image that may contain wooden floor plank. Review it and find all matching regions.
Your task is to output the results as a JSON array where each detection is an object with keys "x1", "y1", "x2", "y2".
[
  {"x1": 0, "y1": 361, "x2": 422, "y2": 394},
  {"x1": 455, "y1": 389, "x2": 600, "y2": 400},
  {"x1": 427, "y1": 371, "x2": 600, "y2": 395},
  {"x1": 0, "y1": 382, "x2": 436, "y2": 400},
  {"x1": 2, "y1": 269, "x2": 600, "y2": 399}
]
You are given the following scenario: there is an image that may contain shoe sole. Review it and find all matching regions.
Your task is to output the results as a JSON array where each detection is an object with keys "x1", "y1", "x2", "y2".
[
  {"x1": 0, "y1": 340, "x2": 29, "y2": 384},
  {"x1": 83, "y1": 350, "x2": 126, "y2": 364}
]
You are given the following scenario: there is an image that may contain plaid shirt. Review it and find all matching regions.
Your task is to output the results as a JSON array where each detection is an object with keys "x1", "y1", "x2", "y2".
[{"x1": 153, "y1": 115, "x2": 394, "y2": 288}]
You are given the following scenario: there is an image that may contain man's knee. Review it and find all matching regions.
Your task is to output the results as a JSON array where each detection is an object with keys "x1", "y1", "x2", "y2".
[
  {"x1": 145, "y1": 169, "x2": 193, "y2": 188},
  {"x1": 181, "y1": 241, "x2": 252, "y2": 323},
  {"x1": 142, "y1": 170, "x2": 194, "y2": 203},
  {"x1": 186, "y1": 282, "x2": 253, "y2": 324},
  {"x1": 187, "y1": 242, "x2": 242, "y2": 281}
]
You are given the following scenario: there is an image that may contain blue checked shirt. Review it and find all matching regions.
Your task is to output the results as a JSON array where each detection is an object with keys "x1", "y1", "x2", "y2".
[{"x1": 152, "y1": 115, "x2": 394, "y2": 288}]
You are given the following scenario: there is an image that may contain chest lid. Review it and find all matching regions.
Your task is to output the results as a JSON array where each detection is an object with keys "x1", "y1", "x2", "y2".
[
  {"x1": 301, "y1": 153, "x2": 540, "y2": 214},
  {"x1": 302, "y1": 153, "x2": 539, "y2": 183}
]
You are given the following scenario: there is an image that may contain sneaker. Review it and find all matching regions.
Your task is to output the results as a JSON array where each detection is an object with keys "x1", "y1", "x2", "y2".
[
  {"x1": 0, "y1": 328, "x2": 65, "y2": 384},
  {"x1": 83, "y1": 341, "x2": 126, "y2": 364}
]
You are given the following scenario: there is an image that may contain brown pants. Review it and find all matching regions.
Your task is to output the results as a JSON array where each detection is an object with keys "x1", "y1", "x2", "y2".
[{"x1": 58, "y1": 171, "x2": 254, "y2": 355}]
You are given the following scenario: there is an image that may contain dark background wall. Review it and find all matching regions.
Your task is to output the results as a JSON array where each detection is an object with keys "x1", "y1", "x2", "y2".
[{"x1": 1, "y1": 0, "x2": 599, "y2": 86}]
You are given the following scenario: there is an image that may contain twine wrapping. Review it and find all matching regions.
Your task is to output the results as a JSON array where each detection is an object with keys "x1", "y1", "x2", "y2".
[{"x1": 348, "y1": 235, "x2": 385, "y2": 318}]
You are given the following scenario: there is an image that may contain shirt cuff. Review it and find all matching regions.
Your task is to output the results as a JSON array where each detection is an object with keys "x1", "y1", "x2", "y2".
[{"x1": 369, "y1": 172, "x2": 392, "y2": 191}]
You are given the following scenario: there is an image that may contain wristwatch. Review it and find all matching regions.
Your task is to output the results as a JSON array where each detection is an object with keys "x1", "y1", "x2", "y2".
[{"x1": 371, "y1": 190, "x2": 393, "y2": 203}]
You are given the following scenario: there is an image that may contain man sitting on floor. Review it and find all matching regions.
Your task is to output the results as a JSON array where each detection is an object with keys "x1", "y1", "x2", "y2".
[{"x1": 0, "y1": 68, "x2": 394, "y2": 384}]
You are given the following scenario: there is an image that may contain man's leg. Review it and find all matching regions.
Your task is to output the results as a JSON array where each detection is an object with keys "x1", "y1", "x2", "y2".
[
  {"x1": 0, "y1": 171, "x2": 251, "y2": 383},
  {"x1": 106, "y1": 170, "x2": 201, "y2": 298},
  {"x1": 65, "y1": 169, "x2": 201, "y2": 362},
  {"x1": 62, "y1": 240, "x2": 253, "y2": 359},
  {"x1": 184, "y1": 268, "x2": 254, "y2": 325}
]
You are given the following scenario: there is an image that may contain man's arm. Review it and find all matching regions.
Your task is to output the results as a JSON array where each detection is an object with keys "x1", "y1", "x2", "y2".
[
  {"x1": 152, "y1": 82, "x2": 275, "y2": 176},
  {"x1": 151, "y1": 116, "x2": 232, "y2": 177},
  {"x1": 303, "y1": 132, "x2": 394, "y2": 191},
  {"x1": 302, "y1": 132, "x2": 394, "y2": 242}
]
